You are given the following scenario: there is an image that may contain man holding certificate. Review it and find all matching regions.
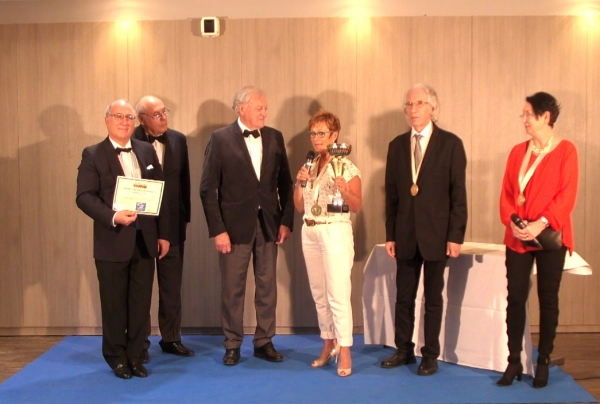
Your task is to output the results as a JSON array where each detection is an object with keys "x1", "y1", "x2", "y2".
[{"x1": 76, "y1": 99, "x2": 170, "y2": 379}]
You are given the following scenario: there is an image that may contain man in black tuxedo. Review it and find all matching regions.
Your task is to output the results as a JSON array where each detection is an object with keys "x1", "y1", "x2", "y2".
[
  {"x1": 76, "y1": 99, "x2": 170, "y2": 379},
  {"x1": 200, "y1": 86, "x2": 294, "y2": 366},
  {"x1": 133, "y1": 95, "x2": 195, "y2": 360},
  {"x1": 381, "y1": 83, "x2": 467, "y2": 376}
]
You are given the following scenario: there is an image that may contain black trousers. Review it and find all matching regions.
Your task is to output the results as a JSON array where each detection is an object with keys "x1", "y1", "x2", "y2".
[
  {"x1": 95, "y1": 232, "x2": 154, "y2": 368},
  {"x1": 394, "y1": 247, "x2": 447, "y2": 359},
  {"x1": 505, "y1": 246, "x2": 567, "y2": 358},
  {"x1": 145, "y1": 243, "x2": 185, "y2": 349}
]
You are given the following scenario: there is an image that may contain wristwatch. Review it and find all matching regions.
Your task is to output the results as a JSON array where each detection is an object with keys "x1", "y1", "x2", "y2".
[{"x1": 540, "y1": 216, "x2": 549, "y2": 227}]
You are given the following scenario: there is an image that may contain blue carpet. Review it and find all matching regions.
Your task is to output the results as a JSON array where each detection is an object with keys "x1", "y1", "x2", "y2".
[{"x1": 0, "y1": 335, "x2": 595, "y2": 404}]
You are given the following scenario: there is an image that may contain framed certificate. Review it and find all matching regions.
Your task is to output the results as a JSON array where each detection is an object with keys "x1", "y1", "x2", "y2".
[{"x1": 112, "y1": 176, "x2": 165, "y2": 216}]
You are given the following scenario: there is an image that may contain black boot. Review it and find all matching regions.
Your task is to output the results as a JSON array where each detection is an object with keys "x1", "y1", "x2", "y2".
[
  {"x1": 533, "y1": 354, "x2": 550, "y2": 388},
  {"x1": 496, "y1": 355, "x2": 523, "y2": 386}
]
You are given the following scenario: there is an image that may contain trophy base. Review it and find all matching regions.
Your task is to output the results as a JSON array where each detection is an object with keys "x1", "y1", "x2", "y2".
[{"x1": 327, "y1": 203, "x2": 349, "y2": 213}]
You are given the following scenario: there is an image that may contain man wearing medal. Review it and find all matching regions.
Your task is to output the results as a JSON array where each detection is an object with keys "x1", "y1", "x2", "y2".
[
  {"x1": 382, "y1": 83, "x2": 468, "y2": 377},
  {"x1": 294, "y1": 110, "x2": 362, "y2": 377}
]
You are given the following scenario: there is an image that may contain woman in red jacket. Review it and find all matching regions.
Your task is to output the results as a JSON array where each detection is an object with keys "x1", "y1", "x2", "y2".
[{"x1": 497, "y1": 92, "x2": 578, "y2": 389}]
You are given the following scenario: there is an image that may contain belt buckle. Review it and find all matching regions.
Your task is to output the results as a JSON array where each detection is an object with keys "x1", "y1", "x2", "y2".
[{"x1": 305, "y1": 219, "x2": 316, "y2": 226}]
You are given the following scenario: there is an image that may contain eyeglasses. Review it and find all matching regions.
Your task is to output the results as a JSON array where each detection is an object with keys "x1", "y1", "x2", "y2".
[
  {"x1": 309, "y1": 131, "x2": 334, "y2": 138},
  {"x1": 109, "y1": 113, "x2": 136, "y2": 122},
  {"x1": 519, "y1": 112, "x2": 536, "y2": 120},
  {"x1": 141, "y1": 109, "x2": 170, "y2": 120},
  {"x1": 404, "y1": 100, "x2": 429, "y2": 109}
]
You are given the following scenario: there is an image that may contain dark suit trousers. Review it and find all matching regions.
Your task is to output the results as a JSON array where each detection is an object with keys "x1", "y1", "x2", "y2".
[
  {"x1": 505, "y1": 246, "x2": 566, "y2": 357},
  {"x1": 219, "y1": 213, "x2": 278, "y2": 349},
  {"x1": 95, "y1": 232, "x2": 154, "y2": 368},
  {"x1": 145, "y1": 244, "x2": 184, "y2": 348},
  {"x1": 394, "y1": 248, "x2": 447, "y2": 359}
]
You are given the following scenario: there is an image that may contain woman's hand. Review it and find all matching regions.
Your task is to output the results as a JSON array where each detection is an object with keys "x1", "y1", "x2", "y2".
[
  {"x1": 295, "y1": 165, "x2": 310, "y2": 188},
  {"x1": 334, "y1": 176, "x2": 348, "y2": 194},
  {"x1": 510, "y1": 219, "x2": 545, "y2": 241}
]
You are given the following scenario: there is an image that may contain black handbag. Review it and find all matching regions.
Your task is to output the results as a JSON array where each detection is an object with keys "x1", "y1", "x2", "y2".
[{"x1": 537, "y1": 228, "x2": 563, "y2": 251}]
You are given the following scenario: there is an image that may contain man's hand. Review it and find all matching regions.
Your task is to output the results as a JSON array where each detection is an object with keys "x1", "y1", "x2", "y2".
[
  {"x1": 446, "y1": 242, "x2": 461, "y2": 258},
  {"x1": 114, "y1": 210, "x2": 137, "y2": 226},
  {"x1": 276, "y1": 225, "x2": 292, "y2": 245},
  {"x1": 158, "y1": 239, "x2": 170, "y2": 259},
  {"x1": 215, "y1": 232, "x2": 232, "y2": 254},
  {"x1": 385, "y1": 241, "x2": 396, "y2": 259}
]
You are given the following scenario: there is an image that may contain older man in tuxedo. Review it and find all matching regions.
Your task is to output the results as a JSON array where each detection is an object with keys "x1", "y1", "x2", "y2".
[
  {"x1": 381, "y1": 83, "x2": 468, "y2": 376},
  {"x1": 134, "y1": 96, "x2": 194, "y2": 361},
  {"x1": 76, "y1": 99, "x2": 170, "y2": 379},
  {"x1": 200, "y1": 86, "x2": 294, "y2": 366}
]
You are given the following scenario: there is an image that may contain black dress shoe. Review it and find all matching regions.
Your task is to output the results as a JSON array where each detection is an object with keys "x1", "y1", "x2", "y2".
[
  {"x1": 142, "y1": 349, "x2": 150, "y2": 364},
  {"x1": 112, "y1": 363, "x2": 132, "y2": 379},
  {"x1": 159, "y1": 341, "x2": 195, "y2": 357},
  {"x1": 253, "y1": 342, "x2": 283, "y2": 362},
  {"x1": 418, "y1": 357, "x2": 438, "y2": 376},
  {"x1": 223, "y1": 348, "x2": 240, "y2": 366},
  {"x1": 130, "y1": 363, "x2": 148, "y2": 378},
  {"x1": 381, "y1": 350, "x2": 417, "y2": 368}
]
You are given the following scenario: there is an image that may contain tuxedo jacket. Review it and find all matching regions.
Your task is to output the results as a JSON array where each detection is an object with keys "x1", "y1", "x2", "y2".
[
  {"x1": 76, "y1": 137, "x2": 170, "y2": 262},
  {"x1": 385, "y1": 124, "x2": 467, "y2": 261},
  {"x1": 133, "y1": 126, "x2": 191, "y2": 246},
  {"x1": 200, "y1": 121, "x2": 294, "y2": 244}
]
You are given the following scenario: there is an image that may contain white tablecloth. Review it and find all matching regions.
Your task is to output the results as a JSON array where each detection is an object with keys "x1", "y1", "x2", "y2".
[{"x1": 362, "y1": 242, "x2": 535, "y2": 375}]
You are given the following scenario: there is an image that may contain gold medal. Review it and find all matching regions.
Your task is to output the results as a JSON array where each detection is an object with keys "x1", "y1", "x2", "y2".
[
  {"x1": 311, "y1": 204, "x2": 322, "y2": 216},
  {"x1": 410, "y1": 184, "x2": 419, "y2": 196},
  {"x1": 517, "y1": 193, "x2": 525, "y2": 206}
]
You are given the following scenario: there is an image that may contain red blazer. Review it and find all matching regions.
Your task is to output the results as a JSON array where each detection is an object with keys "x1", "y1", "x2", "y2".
[{"x1": 499, "y1": 139, "x2": 579, "y2": 253}]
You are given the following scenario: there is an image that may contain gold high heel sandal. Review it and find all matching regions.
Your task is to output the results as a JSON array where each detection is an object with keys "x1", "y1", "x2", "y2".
[
  {"x1": 311, "y1": 342, "x2": 335, "y2": 367},
  {"x1": 311, "y1": 353, "x2": 332, "y2": 368},
  {"x1": 332, "y1": 345, "x2": 352, "y2": 377}
]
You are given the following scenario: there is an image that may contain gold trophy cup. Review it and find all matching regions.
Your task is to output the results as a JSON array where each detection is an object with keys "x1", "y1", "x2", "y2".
[{"x1": 327, "y1": 143, "x2": 352, "y2": 213}]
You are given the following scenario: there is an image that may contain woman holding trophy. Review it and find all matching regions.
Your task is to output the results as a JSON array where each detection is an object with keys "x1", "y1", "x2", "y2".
[{"x1": 293, "y1": 110, "x2": 362, "y2": 377}]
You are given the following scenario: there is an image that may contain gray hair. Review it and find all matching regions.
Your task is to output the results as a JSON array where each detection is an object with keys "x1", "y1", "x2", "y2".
[
  {"x1": 105, "y1": 99, "x2": 135, "y2": 117},
  {"x1": 135, "y1": 95, "x2": 162, "y2": 116},
  {"x1": 405, "y1": 83, "x2": 440, "y2": 122},
  {"x1": 232, "y1": 86, "x2": 265, "y2": 114}
]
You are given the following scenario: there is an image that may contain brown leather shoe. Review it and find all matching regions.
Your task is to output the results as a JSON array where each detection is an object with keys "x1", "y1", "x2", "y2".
[
  {"x1": 223, "y1": 348, "x2": 240, "y2": 366},
  {"x1": 381, "y1": 350, "x2": 416, "y2": 368},
  {"x1": 159, "y1": 341, "x2": 195, "y2": 357},
  {"x1": 253, "y1": 342, "x2": 283, "y2": 362}
]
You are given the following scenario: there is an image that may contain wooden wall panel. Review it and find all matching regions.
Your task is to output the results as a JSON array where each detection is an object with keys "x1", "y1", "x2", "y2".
[
  {"x1": 356, "y1": 16, "x2": 472, "y2": 329},
  {"x1": 126, "y1": 20, "x2": 244, "y2": 329},
  {"x1": 473, "y1": 17, "x2": 595, "y2": 329},
  {"x1": 17, "y1": 22, "x2": 128, "y2": 329},
  {"x1": 0, "y1": 25, "x2": 24, "y2": 327},
  {"x1": 581, "y1": 18, "x2": 600, "y2": 328},
  {"x1": 239, "y1": 18, "x2": 358, "y2": 329},
  {"x1": 1, "y1": 16, "x2": 600, "y2": 335}
]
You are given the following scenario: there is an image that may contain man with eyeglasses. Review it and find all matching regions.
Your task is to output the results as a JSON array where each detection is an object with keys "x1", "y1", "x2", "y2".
[
  {"x1": 133, "y1": 95, "x2": 195, "y2": 361},
  {"x1": 200, "y1": 86, "x2": 294, "y2": 366},
  {"x1": 76, "y1": 99, "x2": 170, "y2": 379},
  {"x1": 382, "y1": 83, "x2": 467, "y2": 376}
]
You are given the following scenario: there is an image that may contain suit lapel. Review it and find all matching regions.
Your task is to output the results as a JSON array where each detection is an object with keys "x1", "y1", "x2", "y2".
[
  {"x1": 102, "y1": 137, "x2": 125, "y2": 177},
  {"x1": 419, "y1": 125, "x2": 441, "y2": 174},
  {"x1": 131, "y1": 140, "x2": 149, "y2": 179},
  {"x1": 259, "y1": 128, "x2": 271, "y2": 179}
]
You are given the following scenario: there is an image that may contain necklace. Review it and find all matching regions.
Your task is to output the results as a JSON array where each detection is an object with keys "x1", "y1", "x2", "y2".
[{"x1": 531, "y1": 135, "x2": 553, "y2": 154}]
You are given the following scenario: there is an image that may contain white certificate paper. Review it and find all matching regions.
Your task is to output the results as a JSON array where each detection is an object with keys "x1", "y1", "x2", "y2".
[{"x1": 112, "y1": 176, "x2": 165, "y2": 216}]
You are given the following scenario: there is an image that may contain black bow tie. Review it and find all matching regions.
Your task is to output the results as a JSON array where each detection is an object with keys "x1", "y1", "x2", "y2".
[
  {"x1": 149, "y1": 134, "x2": 167, "y2": 144},
  {"x1": 115, "y1": 147, "x2": 132, "y2": 154},
  {"x1": 243, "y1": 129, "x2": 260, "y2": 138}
]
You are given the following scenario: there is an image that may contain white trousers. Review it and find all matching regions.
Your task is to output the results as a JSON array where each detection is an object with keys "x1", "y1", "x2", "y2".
[{"x1": 302, "y1": 222, "x2": 354, "y2": 347}]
